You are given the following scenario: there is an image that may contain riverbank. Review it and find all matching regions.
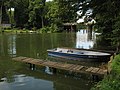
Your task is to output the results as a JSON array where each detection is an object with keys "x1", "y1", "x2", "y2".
[
  {"x1": 0, "y1": 25, "x2": 62, "y2": 33},
  {"x1": 0, "y1": 29, "x2": 41, "y2": 34},
  {"x1": 91, "y1": 54, "x2": 120, "y2": 90}
]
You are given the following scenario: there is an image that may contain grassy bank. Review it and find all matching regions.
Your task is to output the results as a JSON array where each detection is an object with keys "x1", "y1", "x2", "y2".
[
  {"x1": 0, "y1": 27, "x2": 60, "y2": 33},
  {"x1": 0, "y1": 29, "x2": 43, "y2": 34},
  {"x1": 91, "y1": 54, "x2": 120, "y2": 90}
]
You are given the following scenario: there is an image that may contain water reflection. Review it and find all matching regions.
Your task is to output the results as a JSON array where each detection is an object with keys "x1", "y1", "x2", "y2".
[
  {"x1": 45, "y1": 66, "x2": 53, "y2": 75},
  {"x1": 8, "y1": 35, "x2": 17, "y2": 57},
  {"x1": 76, "y1": 29, "x2": 96, "y2": 49},
  {"x1": 0, "y1": 71, "x2": 93, "y2": 90},
  {"x1": 0, "y1": 34, "x2": 17, "y2": 57},
  {"x1": 0, "y1": 75, "x2": 54, "y2": 90}
]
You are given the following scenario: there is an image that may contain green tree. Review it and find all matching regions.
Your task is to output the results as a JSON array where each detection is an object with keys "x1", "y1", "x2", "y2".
[
  {"x1": 44, "y1": 0, "x2": 82, "y2": 32},
  {"x1": 28, "y1": 0, "x2": 46, "y2": 29},
  {"x1": 5, "y1": 0, "x2": 15, "y2": 25},
  {"x1": 57, "y1": 0, "x2": 79, "y2": 23},
  {"x1": 0, "y1": 0, "x2": 10, "y2": 24},
  {"x1": 90, "y1": 0, "x2": 120, "y2": 51},
  {"x1": 14, "y1": 0, "x2": 29, "y2": 28},
  {"x1": 45, "y1": 1, "x2": 59, "y2": 25}
]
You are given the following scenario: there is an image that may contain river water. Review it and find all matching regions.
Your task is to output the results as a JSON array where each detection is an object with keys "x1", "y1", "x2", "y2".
[{"x1": 0, "y1": 30, "x2": 109, "y2": 90}]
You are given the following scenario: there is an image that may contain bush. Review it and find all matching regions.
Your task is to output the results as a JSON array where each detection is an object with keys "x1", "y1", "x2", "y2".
[
  {"x1": 39, "y1": 26, "x2": 50, "y2": 33},
  {"x1": 111, "y1": 55, "x2": 120, "y2": 74},
  {"x1": 39, "y1": 24, "x2": 59, "y2": 33},
  {"x1": 91, "y1": 54, "x2": 120, "y2": 90},
  {"x1": 50, "y1": 24, "x2": 59, "y2": 32}
]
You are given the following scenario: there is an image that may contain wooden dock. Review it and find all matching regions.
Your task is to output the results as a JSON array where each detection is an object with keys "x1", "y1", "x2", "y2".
[{"x1": 12, "y1": 57, "x2": 108, "y2": 76}]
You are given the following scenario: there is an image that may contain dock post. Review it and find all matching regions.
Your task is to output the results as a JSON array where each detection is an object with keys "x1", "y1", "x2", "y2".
[
  {"x1": 29, "y1": 63, "x2": 32, "y2": 69},
  {"x1": 29, "y1": 63, "x2": 35, "y2": 70},
  {"x1": 52, "y1": 68, "x2": 57, "y2": 74},
  {"x1": 32, "y1": 64, "x2": 35, "y2": 70},
  {"x1": 91, "y1": 74, "x2": 99, "y2": 81}
]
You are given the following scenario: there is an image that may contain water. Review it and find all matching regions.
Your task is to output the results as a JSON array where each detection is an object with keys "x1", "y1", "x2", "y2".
[
  {"x1": 0, "y1": 75, "x2": 53, "y2": 90},
  {"x1": 0, "y1": 30, "x2": 109, "y2": 90}
]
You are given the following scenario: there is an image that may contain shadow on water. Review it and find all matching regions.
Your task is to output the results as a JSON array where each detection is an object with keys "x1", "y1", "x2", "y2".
[{"x1": 47, "y1": 56, "x2": 106, "y2": 68}]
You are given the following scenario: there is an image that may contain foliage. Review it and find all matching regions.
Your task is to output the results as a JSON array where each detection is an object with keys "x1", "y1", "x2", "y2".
[
  {"x1": 45, "y1": 0, "x2": 80, "y2": 32},
  {"x1": 0, "y1": 0, "x2": 10, "y2": 24},
  {"x1": 39, "y1": 26, "x2": 50, "y2": 33},
  {"x1": 91, "y1": 54, "x2": 120, "y2": 90},
  {"x1": 28, "y1": 0, "x2": 46, "y2": 28},
  {"x1": 111, "y1": 54, "x2": 120, "y2": 74},
  {"x1": 57, "y1": 0, "x2": 78, "y2": 23},
  {"x1": 45, "y1": 1, "x2": 60, "y2": 26},
  {"x1": 14, "y1": 0, "x2": 29, "y2": 28},
  {"x1": 90, "y1": 0, "x2": 120, "y2": 51},
  {"x1": 39, "y1": 24, "x2": 59, "y2": 33},
  {"x1": 1, "y1": 0, "x2": 88, "y2": 32},
  {"x1": 91, "y1": 75, "x2": 120, "y2": 90}
]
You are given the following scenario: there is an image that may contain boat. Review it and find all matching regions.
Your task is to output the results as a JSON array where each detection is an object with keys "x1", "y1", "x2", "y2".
[{"x1": 47, "y1": 47, "x2": 112, "y2": 62}]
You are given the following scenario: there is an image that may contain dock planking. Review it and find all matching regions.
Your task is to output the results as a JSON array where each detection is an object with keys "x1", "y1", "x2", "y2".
[{"x1": 12, "y1": 57, "x2": 108, "y2": 76}]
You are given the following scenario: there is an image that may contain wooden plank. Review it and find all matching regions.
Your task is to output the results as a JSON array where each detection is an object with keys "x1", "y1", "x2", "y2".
[
  {"x1": 103, "y1": 70, "x2": 108, "y2": 74},
  {"x1": 72, "y1": 65, "x2": 81, "y2": 70},
  {"x1": 97, "y1": 69, "x2": 106, "y2": 75},
  {"x1": 30, "y1": 60, "x2": 42, "y2": 65},
  {"x1": 13, "y1": 57, "x2": 27, "y2": 61},
  {"x1": 51, "y1": 62, "x2": 59, "y2": 67},
  {"x1": 42, "y1": 61, "x2": 52, "y2": 66},
  {"x1": 55, "y1": 63, "x2": 71, "y2": 69},
  {"x1": 61, "y1": 63, "x2": 71, "y2": 68},
  {"x1": 68, "y1": 65, "x2": 77, "y2": 71},
  {"x1": 50, "y1": 62, "x2": 59, "y2": 67},
  {"x1": 34, "y1": 59, "x2": 46, "y2": 64},
  {"x1": 28, "y1": 59, "x2": 40, "y2": 64},
  {"x1": 97, "y1": 69, "x2": 104, "y2": 74},
  {"x1": 98, "y1": 69, "x2": 108, "y2": 75},
  {"x1": 76, "y1": 66, "x2": 84, "y2": 71},
  {"x1": 53, "y1": 63, "x2": 63, "y2": 68},
  {"x1": 45, "y1": 61, "x2": 58, "y2": 67},
  {"x1": 22, "y1": 58, "x2": 33, "y2": 62},
  {"x1": 85, "y1": 67, "x2": 94, "y2": 72},
  {"x1": 91, "y1": 68, "x2": 100, "y2": 73}
]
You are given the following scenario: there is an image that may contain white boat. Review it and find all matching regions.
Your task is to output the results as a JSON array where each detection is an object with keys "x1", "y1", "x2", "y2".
[{"x1": 47, "y1": 47, "x2": 112, "y2": 62}]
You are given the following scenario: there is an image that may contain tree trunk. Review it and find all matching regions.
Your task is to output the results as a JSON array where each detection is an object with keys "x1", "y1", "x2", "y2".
[
  {"x1": 116, "y1": 42, "x2": 120, "y2": 54},
  {"x1": 0, "y1": 4, "x2": 2, "y2": 30}
]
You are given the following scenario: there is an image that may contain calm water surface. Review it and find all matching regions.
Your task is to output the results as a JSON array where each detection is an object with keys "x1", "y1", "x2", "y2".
[{"x1": 0, "y1": 30, "x2": 109, "y2": 90}]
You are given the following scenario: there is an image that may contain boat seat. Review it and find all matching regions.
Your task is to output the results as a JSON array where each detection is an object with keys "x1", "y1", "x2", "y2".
[
  {"x1": 58, "y1": 50, "x2": 62, "y2": 52},
  {"x1": 67, "y1": 50, "x2": 73, "y2": 53}
]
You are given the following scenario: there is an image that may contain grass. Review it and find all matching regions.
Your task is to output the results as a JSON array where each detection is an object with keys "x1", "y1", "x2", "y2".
[
  {"x1": 0, "y1": 29, "x2": 38, "y2": 34},
  {"x1": 91, "y1": 54, "x2": 120, "y2": 90}
]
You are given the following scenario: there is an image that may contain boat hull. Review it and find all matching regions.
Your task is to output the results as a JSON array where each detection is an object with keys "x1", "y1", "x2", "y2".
[{"x1": 47, "y1": 49, "x2": 111, "y2": 62}]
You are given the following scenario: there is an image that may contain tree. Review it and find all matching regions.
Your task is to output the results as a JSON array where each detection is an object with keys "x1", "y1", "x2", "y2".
[
  {"x1": 0, "y1": 0, "x2": 10, "y2": 24},
  {"x1": 90, "y1": 0, "x2": 120, "y2": 52},
  {"x1": 57, "y1": 0, "x2": 79, "y2": 23},
  {"x1": 13, "y1": 0, "x2": 29, "y2": 28},
  {"x1": 113, "y1": 14, "x2": 120, "y2": 53},
  {"x1": 44, "y1": 0, "x2": 82, "y2": 32},
  {"x1": 5, "y1": 0, "x2": 15, "y2": 25},
  {"x1": 28, "y1": 0, "x2": 46, "y2": 29},
  {"x1": 45, "y1": 1, "x2": 61, "y2": 29}
]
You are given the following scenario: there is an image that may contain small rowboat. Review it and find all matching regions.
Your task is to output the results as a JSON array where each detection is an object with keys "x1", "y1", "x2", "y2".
[{"x1": 47, "y1": 47, "x2": 112, "y2": 62}]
